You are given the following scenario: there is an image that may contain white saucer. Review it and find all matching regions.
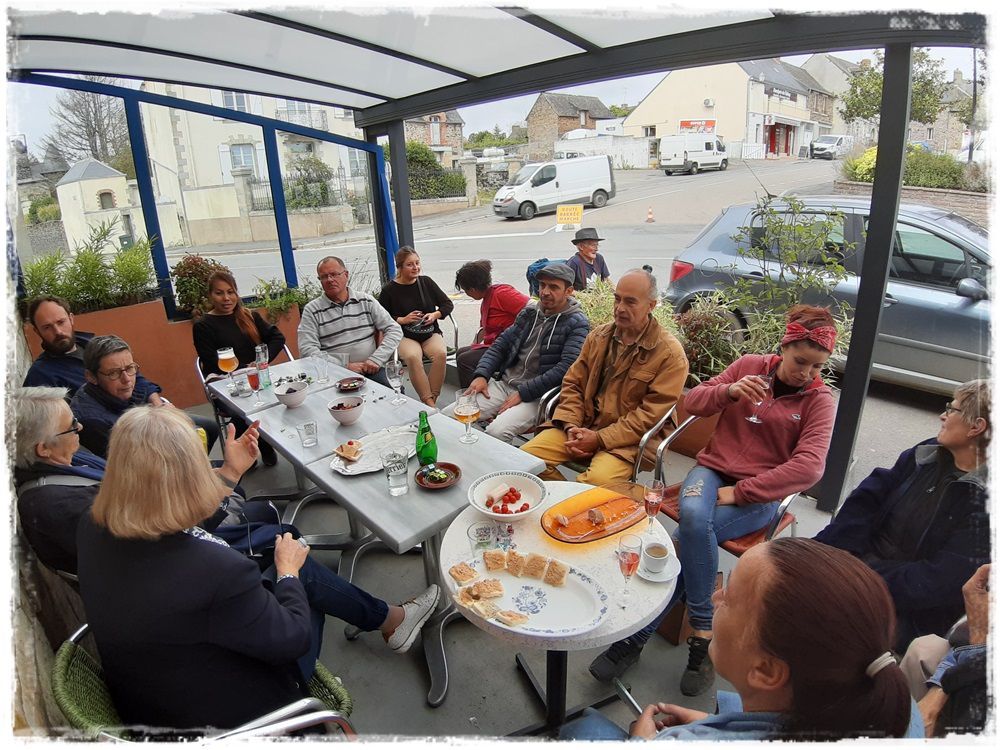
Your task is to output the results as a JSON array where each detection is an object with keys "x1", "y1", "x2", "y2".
[{"x1": 637, "y1": 554, "x2": 681, "y2": 583}]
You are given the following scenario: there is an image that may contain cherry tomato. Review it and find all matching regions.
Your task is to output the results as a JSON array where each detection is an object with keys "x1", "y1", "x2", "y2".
[
  {"x1": 511, "y1": 489, "x2": 521, "y2": 500},
  {"x1": 485, "y1": 498, "x2": 494, "y2": 508},
  {"x1": 518, "y1": 503, "x2": 529, "y2": 513}
]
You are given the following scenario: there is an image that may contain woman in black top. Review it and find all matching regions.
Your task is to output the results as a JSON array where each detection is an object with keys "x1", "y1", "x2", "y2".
[
  {"x1": 192, "y1": 271, "x2": 284, "y2": 465},
  {"x1": 377, "y1": 247, "x2": 454, "y2": 406}
]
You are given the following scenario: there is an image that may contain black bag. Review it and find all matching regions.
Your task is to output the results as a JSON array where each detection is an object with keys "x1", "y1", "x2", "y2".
[{"x1": 401, "y1": 277, "x2": 437, "y2": 340}]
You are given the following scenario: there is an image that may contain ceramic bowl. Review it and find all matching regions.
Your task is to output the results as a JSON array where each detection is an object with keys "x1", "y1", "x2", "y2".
[
  {"x1": 273, "y1": 381, "x2": 309, "y2": 408},
  {"x1": 468, "y1": 471, "x2": 547, "y2": 521},
  {"x1": 327, "y1": 395, "x2": 365, "y2": 425}
]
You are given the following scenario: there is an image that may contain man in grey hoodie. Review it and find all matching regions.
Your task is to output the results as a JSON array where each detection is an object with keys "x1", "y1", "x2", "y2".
[{"x1": 443, "y1": 263, "x2": 589, "y2": 442}]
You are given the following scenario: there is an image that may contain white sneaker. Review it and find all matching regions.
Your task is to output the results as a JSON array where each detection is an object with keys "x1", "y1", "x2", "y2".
[{"x1": 387, "y1": 584, "x2": 440, "y2": 653}]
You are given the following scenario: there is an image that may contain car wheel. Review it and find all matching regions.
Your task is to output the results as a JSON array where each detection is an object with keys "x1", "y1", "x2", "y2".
[
  {"x1": 664, "y1": 169, "x2": 674, "y2": 176},
  {"x1": 719, "y1": 160, "x2": 728, "y2": 171},
  {"x1": 689, "y1": 163, "x2": 699, "y2": 175},
  {"x1": 591, "y1": 190, "x2": 608, "y2": 208},
  {"x1": 519, "y1": 202, "x2": 536, "y2": 220}
]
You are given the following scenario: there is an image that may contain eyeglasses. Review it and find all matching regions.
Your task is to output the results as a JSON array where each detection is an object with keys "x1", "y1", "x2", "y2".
[
  {"x1": 98, "y1": 363, "x2": 140, "y2": 380},
  {"x1": 943, "y1": 403, "x2": 962, "y2": 416},
  {"x1": 53, "y1": 417, "x2": 82, "y2": 438},
  {"x1": 318, "y1": 270, "x2": 348, "y2": 281}
]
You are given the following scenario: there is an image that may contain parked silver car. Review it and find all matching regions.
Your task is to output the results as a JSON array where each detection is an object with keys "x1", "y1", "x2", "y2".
[{"x1": 664, "y1": 196, "x2": 990, "y2": 394}]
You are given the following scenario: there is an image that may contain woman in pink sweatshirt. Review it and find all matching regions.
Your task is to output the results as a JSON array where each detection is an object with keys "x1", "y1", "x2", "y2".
[{"x1": 589, "y1": 305, "x2": 837, "y2": 697}]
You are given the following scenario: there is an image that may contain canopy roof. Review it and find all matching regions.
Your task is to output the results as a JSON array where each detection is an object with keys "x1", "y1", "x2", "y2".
[{"x1": 9, "y1": 7, "x2": 984, "y2": 129}]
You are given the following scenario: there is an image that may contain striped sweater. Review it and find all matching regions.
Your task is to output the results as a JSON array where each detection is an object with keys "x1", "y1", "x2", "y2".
[{"x1": 297, "y1": 290, "x2": 403, "y2": 366}]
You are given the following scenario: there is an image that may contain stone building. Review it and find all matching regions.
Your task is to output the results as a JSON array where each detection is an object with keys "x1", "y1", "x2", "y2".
[
  {"x1": 403, "y1": 110, "x2": 465, "y2": 167},
  {"x1": 525, "y1": 93, "x2": 613, "y2": 150},
  {"x1": 907, "y1": 69, "x2": 983, "y2": 153}
]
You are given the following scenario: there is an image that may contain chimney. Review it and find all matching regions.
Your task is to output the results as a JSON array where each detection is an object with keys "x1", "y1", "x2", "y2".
[{"x1": 953, "y1": 69, "x2": 963, "y2": 84}]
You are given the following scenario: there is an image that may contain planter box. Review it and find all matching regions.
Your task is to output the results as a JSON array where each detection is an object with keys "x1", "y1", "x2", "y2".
[{"x1": 22, "y1": 301, "x2": 302, "y2": 410}]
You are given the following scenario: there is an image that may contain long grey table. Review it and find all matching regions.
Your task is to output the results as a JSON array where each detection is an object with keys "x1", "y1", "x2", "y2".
[
  {"x1": 210, "y1": 356, "x2": 545, "y2": 706},
  {"x1": 207, "y1": 357, "x2": 344, "y2": 417}
]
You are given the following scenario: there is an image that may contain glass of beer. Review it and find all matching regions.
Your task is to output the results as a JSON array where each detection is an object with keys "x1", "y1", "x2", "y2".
[
  {"x1": 454, "y1": 393, "x2": 480, "y2": 444},
  {"x1": 217, "y1": 347, "x2": 238, "y2": 391}
]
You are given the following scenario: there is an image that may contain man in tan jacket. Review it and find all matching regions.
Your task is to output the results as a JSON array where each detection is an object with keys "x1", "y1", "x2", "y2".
[{"x1": 522, "y1": 269, "x2": 688, "y2": 485}]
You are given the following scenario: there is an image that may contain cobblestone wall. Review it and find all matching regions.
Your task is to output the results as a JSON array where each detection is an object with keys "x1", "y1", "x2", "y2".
[
  {"x1": 25, "y1": 220, "x2": 69, "y2": 256},
  {"x1": 833, "y1": 180, "x2": 991, "y2": 227}
]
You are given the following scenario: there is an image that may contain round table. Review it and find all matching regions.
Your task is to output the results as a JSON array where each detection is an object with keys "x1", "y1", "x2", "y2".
[{"x1": 439, "y1": 480, "x2": 678, "y2": 734}]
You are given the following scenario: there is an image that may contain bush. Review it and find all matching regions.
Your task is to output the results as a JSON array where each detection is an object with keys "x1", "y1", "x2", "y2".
[
  {"x1": 35, "y1": 203, "x2": 62, "y2": 223},
  {"x1": 843, "y1": 145, "x2": 974, "y2": 191},
  {"x1": 64, "y1": 246, "x2": 114, "y2": 312},
  {"x1": 676, "y1": 294, "x2": 742, "y2": 385},
  {"x1": 573, "y1": 278, "x2": 681, "y2": 338},
  {"x1": 22, "y1": 251, "x2": 66, "y2": 300},
  {"x1": 251, "y1": 277, "x2": 321, "y2": 322},
  {"x1": 960, "y1": 160, "x2": 992, "y2": 193},
  {"x1": 408, "y1": 167, "x2": 466, "y2": 199},
  {"x1": 110, "y1": 237, "x2": 158, "y2": 306},
  {"x1": 27, "y1": 194, "x2": 57, "y2": 225},
  {"x1": 171, "y1": 254, "x2": 231, "y2": 316}
]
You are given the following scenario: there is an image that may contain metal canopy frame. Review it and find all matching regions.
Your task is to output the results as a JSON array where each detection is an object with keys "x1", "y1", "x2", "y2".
[{"x1": 8, "y1": 8, "x2": 987, "y2": 510}]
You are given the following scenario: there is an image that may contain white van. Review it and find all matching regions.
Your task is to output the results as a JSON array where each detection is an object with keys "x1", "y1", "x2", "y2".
[
  {"x1": 811, "y1": 134, "x2": 853, "y2": 159},
  {"x1": 493, "y1": 155, "x2": 615, "y2": 220},
  {"x1": 659, "y1": 134, "x2": 727, "y2": 175}
]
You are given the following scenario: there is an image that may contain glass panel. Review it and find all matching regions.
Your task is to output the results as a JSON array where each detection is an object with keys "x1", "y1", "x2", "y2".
[
  {"x1": 139, "y1": 96, "x2": 281, "y2": 310},
  {"x1": 10, "y1": 80, "x2": 156, "y2": 313}
]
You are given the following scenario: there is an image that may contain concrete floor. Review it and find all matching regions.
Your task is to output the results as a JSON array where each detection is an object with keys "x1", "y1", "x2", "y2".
[{"x1": 194, "y1": 366, "x2": 838, "y2": 740}]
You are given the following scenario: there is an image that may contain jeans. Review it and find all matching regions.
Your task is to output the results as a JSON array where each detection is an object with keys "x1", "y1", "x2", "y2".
[
  {"x1": 558, "y1": 708, "x2": 629, "y2": 741},
  {"x1": 366, "y1": 367, "x2": 392, "y2": 389},
  {"x1": 630, "y1": 466, "x2": 777, "y2": 645}
]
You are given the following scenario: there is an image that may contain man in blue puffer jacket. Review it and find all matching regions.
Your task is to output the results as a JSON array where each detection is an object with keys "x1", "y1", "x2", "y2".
[{"x1": 443, "y1": 263, "x2": 589, "y2": 442}]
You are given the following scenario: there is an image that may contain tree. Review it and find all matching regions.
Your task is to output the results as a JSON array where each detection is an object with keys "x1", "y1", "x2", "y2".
[
  {"x1": 41, "y1": 75, "x2": 130, "y2": 163},
  {"x1": 839, "y1": 49, "x2": 948, "y2": 126},
  {"x1": 609, "y1": 104, "x2": 634, "y2": 117}
]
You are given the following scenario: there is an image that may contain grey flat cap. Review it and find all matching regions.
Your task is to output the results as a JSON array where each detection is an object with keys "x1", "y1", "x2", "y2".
[
  {"x1": 535, "y1": 262, "x2": 576, "y2": 285},
  {"x1": 571, "y1": 227, "x2": 604, "y2": 244}
]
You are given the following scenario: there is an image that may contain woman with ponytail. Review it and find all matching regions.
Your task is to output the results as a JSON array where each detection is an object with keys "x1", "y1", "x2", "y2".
[
  {"x1": 562, "y1": 538, "x2": 919, "y2": 740},
  {"x1": 193, "y1": 271, "x2": 285, "y2": 465}
]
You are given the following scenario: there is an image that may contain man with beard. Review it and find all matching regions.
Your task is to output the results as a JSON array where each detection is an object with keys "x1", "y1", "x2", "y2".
[{"x1": 23, "y1": 296, "x2": 164, "y2": 403}]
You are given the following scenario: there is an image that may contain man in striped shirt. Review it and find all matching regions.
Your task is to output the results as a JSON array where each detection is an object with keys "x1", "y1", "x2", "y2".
[{"x1": 298, "y1": 256, "x2": 402, "y2": 387}]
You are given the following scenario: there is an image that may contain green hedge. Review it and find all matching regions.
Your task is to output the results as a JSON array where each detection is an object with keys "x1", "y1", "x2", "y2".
[
  {"x1": 408, "y1": 168, "x2": 466, "y2": 200},
  {"x1": 843, "y1": 146, "x2": 987, "y2": 192}
]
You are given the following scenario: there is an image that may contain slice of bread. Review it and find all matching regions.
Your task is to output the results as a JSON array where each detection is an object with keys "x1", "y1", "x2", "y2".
[
  {"x1": 543, "y1": 559, "x2": 569, "y2": 587},
  {"x1": 483, "y1": 549, "x2": 507, "y2": 572},
  {"x1": 523, "y1": 553, "x2": 549, "y2": 579},
  {"x1": 471, "y1": 578, "x2": 504, "y2": 599},
  {"x1": 334, "y1": 440, "x2": 362, "y2": 462},
  {"x1": 448, "y1": 562, "x2": 478, "y2": 585},
  {"x1": 471, "y1": 599, "x2": 501, "y2": 619},
  {"x1": 506, "y1": 550, "x2": 527, "y2": 577},
  {"x1": 454, "y1": 587, "x2": 476, "y2": 607},
  {"x1": 496, "y1": 610, "x2": 529, "y2": 627}
]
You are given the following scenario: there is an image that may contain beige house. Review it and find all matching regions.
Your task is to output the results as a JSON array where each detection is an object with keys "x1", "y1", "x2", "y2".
[
  {"x1": 623, "y1": 60, "x2": 831, "y2": 159},
  {"x1": 55, "y1": 158, "x2": 183, "y2": 251},
  {"x1": 140, "y1": 82, "x2": 366, "y2": 246}
]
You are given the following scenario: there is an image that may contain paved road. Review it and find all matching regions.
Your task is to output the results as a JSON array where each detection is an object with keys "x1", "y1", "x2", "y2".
[{"x1": 166, "y1": 157, "x2": 947, "y2": 497}]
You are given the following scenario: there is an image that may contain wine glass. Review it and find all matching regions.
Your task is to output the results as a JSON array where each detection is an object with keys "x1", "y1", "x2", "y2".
[
  {"x1": 454, "y1": 393, "x2": 480, "y2": 444},
  {"x1": 644, "y1": 479, "x2": 665, "y2": 534},
  {"x1": 617, "y1": 534, "x2": 642, "y2": 609},
  {"x1": 746, "y1": 375, "x2": 773, "y2": 424},
  {"x1": 217, "y1": 347, "x2": 238, "y2": 392},
  {"x1": 385, "y1": 360, "x2": 406, "y2": 405},
  {"x1": 247, "y1": 365, "x2": 263, "y2": 405}
]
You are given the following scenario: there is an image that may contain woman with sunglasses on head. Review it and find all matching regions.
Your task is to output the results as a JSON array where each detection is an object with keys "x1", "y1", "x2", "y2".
[
  {"x1": 563, "y1": 538, "x2": 921, "y2": 741},
  {"x1": 591, "y1": 304, "x2": 837, "y2": 695},
  {"x1": 377, "y1": 246, "x2": 454, "y2": 407},
  {"x1": 193, "y1": 271, "x2": 286, "y2": 466}
]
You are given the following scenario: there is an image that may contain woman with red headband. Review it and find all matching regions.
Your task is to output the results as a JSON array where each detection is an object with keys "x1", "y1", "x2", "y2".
[{"x1": 590, "y1": 304, "x2": 837, "y2": 697}]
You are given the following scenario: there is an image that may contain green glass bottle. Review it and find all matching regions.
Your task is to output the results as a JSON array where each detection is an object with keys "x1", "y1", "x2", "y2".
[{"x1": 415, "y1": 410, "x2": 438, "y2": 467}]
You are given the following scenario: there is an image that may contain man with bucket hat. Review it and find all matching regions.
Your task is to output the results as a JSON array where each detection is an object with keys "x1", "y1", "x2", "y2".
[{"x1": 566, "y1": 227, "x2": 611, "y2": 291}]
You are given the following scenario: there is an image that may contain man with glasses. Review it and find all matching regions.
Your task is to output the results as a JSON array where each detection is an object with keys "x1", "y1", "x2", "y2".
[
  {"x1": 298, "y1": 256, "x2": 402, "y2": 387},
  {"x1": 69, "y1": 334, "x2": 220, "y2": 457},
  {"x1": 23, "y1": 296, "x2": 163, "y2": 400},
  {"x1": 814, "y1": 379, "x2": 990, "y2": 652}
]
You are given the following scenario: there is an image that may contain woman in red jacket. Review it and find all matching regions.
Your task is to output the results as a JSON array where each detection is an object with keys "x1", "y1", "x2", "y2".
[
  {"x1": 590, "y1": 304, "x2": 837, "y2": 696},
  {"x1": 454, "y1": 260, "x2": 529, "y2": 388}
]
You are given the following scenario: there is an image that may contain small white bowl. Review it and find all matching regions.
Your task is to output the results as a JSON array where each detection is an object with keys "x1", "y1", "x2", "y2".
[
  {"x1": 327, "y1": 395, "x2": 365, "y2": 425},
  {"x1": 274, "y1": 381, "x2": 309, "y2": 408},
  {"x1": 468, "y1": 471, "x2": 547, "y2": 521}
]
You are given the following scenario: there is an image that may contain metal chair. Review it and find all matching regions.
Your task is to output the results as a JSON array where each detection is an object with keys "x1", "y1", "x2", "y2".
[
  {"x1": 653, "y1": 414, "x2": 799, "y2": 556},
  {"x1": 51, "y1": 623, "x2": 355, "y2": 741}
]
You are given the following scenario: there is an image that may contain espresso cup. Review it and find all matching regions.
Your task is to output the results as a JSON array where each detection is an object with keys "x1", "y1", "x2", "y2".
[{"x1": 642, "y1": 542, "x2": 670, "y2": 573}]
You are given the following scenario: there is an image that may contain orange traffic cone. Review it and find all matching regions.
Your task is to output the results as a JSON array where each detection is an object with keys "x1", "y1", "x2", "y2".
[{"x1": 645, "y1": 206, "x2": 655, "y2": 223}]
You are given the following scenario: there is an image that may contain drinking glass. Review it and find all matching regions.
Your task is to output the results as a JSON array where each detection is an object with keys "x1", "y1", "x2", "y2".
[
  {"x1": 746, "y1": 375, "x2": 773, "y2": 424},
  {"x1": 644, "y1": 479, "x2": 665, "y2": 533},
  {"x1": 385, "y1": 360, "x2": 406, "y2": 405},
  {"x1": 380, "y1": 447, "x2": 409, "y2": 496},
  {"x1": 454, "y1": 393, "x2": 480, "y2": 444},
  {"x1": 314, "y1": 356, "x2": 330, "y2": 384},
  {"x1": 217, "y1": 347, "x2": 238, "y2": 392},
  {"x1": 247, "y1": 366, "x2": 263, "y2": 405},
  {"x1": 296, "y1": 421, "x2": 318, "y2": 448},
  {"x1": 617, "y1": 534, "x2": 642, "y2": 609},
  {"x1": 467, "y1": 521, "x2": 497, "y2": 553}
]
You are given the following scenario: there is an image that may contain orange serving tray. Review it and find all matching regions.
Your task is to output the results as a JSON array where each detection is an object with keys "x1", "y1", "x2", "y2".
[{"x1": 541, "y1": 485, "x2": 645, "y2": 543}]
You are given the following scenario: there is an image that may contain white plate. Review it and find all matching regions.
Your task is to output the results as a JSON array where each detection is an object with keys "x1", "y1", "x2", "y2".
[
  {"x1": 329, "y1": 424, "x2": 418, "y2": 475},
  {"x1": 636, "y1": 553, "x2": 681, "y2": 583},
  {"x1": 449, "y1": 556, "x2": 609, "y2": 638}
]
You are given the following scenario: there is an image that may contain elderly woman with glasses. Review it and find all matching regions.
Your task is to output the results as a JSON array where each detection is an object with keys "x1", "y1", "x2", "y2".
[
  {"x1": 815, "y1": 378, "x2": 990, "y2": 652},
  {"x1": 69, "y1": 334, "x2": 220, "y2": 458}
]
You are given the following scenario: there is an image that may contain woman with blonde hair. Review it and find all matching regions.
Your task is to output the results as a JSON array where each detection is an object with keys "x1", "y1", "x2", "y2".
[
  {"x1": 377, "y1": 246, "x2": 454, "y2": 406},
  {"x1": 77, "y1": 406, "x2": 438, "y2": 731}
]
